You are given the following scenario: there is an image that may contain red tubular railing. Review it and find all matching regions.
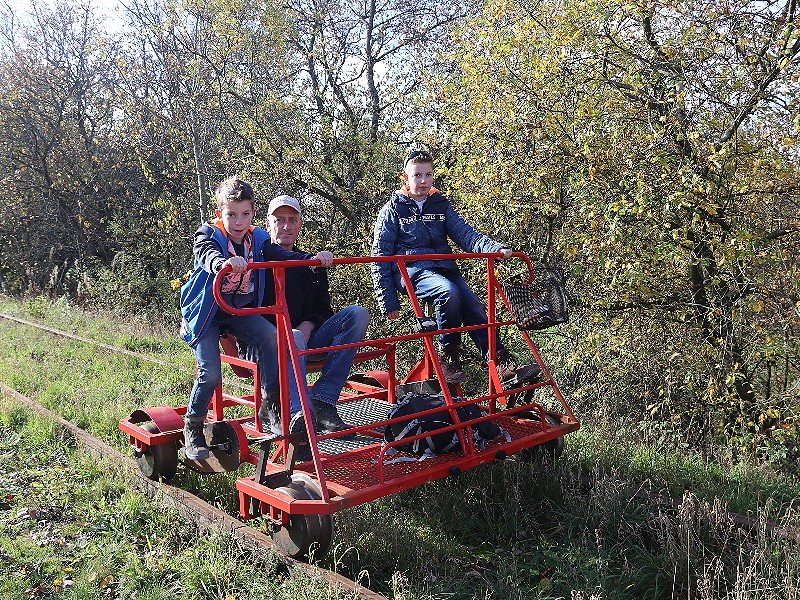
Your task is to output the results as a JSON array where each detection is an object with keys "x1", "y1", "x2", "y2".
[{"x1": 212, "y1": 252, "x2": 571, "y2": 502}]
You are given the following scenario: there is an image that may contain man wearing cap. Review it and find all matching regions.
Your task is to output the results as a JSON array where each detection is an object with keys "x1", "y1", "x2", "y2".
[{"x1": 262, "y1": 195, "x2": 370, "y2": 433}]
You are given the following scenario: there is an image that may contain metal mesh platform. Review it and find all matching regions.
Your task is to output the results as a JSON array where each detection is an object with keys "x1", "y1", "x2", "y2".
[
  {"x1": 306, "y1": 414, "x2": 559, "y2": 492},
  {"x1": 336, "y1": 397, "x2": 393, "y2": 433},
  {"x1": 317, "y1": 434, "x2": 378, "y2": 454},
  {"x1": 314, "y1": 397, "x2": 393, "y2": 455}
]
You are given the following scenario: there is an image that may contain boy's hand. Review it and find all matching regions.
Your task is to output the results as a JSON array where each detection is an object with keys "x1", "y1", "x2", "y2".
[
  {"x1": 312, "y1": 251, "x2": 334, "y2": 268},
  {"x1": 499, "y1": 248, "x2": 513, "y2": 260},
  {"x1": 386, "y1": 310, "x2": 399, "y2": 320},
  {"x1": 223, "y1": 256, "x2": 249, "y2": 274}
]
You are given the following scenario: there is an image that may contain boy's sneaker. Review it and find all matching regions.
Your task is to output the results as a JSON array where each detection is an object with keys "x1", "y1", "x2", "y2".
[
  {"x1": 495, "y1": 348, "x2": 543, "y2": 384},
  {"x1": 438, "y1": 347, "x2": 467, "y2": 383},
  {"x1": 288, "y1": 411, "x2": 309, "y2": 440},
  {"x1": 257, "y1": 390, "x2": 283, "y2": 435},
  {"x1": 183, "y1": 418, "x2": 210, "y2": 461},
  {"x1": 312, "y1": 399, "x2": 352, "y2": 433}
]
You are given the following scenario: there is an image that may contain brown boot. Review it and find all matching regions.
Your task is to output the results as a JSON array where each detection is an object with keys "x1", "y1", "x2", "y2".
[
  {"x1": 438, "y1": 346, "x2": 466, "y2": 383},
  {"x1": 495, "y1": 348, "x2": 543, "y2": 384}
]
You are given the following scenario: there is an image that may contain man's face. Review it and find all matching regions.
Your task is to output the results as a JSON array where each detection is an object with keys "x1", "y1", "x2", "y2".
[
  {"x1": 216, "y1": 199, "x2": 255, "y2": 244},
  {"x1": 268, "y1": 205, "x2": 302, "y2": 249},
  {"x1": 403, "y1": 160, "x2": 434, "y2": 200}
]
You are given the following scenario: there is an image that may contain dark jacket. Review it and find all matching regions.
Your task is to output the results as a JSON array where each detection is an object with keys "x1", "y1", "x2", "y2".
[
  {"x1": 179, "y1": 222, "x2": 310, "y2": 346},
  {"x1": 370, "y1": 187, "x2": 505, "y2": 314},
  {"x1": 262, "y1": 245, "x2": 334, "y2": 332}
]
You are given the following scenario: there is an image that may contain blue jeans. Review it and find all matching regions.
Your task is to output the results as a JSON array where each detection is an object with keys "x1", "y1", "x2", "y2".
[
  {"x1": 411, "y1": 269, "x2": 504, "y2": 357},
  {"x1": 186, "y1": 311, "x2": 304, "y2": 419},
  {"x1": 298, "y1": 305, "x2": 370, "y2": 406}
]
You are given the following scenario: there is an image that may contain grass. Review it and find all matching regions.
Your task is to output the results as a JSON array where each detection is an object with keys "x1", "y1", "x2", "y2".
[
  {"x1": 0, "y1": 398, "x2": 355, "y2": 600},
  {"x1": 1, "y1": 296, "x2": 799, "y2": 599}
]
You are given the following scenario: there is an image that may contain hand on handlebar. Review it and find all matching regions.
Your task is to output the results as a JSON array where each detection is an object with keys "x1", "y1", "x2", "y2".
[
  {"x1": 223, "y1": 256, "x2": 249, "y2": 274},
  {"x1": 499, "y1": 248, "x2": 513, "y2": 260},
  {"x1": 313, "y1": 251, "x2": 334, "y2": 268}
]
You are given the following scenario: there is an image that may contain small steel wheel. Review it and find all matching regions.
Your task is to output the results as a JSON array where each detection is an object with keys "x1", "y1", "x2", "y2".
[
  {"x1": 134, "y1": 423, "x2": 178, "y2": 481},
  {"x1": 183, "y1": 421, "x2": 244, "y2": 475},
  {"x1": 290, "y1": 472, "x2": 333, "y2": 557},
  {"x1": 517, "y1": 413, "x2": 565, "y2": 464},
  {"x1": 270, "y1": 473, "x2": 333, "y2": 560}
]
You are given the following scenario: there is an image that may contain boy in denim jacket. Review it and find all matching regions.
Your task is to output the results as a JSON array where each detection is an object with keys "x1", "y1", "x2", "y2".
[
  {"x1": 371, "y1": 150, "x2": 535, "y2": 383},
  {"x1": 179, "y1": 176, "x2": 332, "y2": 459}
]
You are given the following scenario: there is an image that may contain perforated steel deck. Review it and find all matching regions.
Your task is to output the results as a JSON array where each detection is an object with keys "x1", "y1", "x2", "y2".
[{"x1": 304, "y1": 413, "x2": 568, "y2": 493}]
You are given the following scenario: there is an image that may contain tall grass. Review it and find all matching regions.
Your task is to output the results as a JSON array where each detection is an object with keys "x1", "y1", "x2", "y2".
[
  {"x1": 1, "y1": 296, "x2": 799, "y2": 598},
  {"x1": 0, "y1": 399, "x2": 355, "y2": 600}
]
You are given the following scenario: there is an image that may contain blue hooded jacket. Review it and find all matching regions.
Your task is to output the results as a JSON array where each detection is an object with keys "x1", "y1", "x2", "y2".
[
  {"x1": 179, "y1": 222, "x2": 310, "y2": 346},
  {"x1": 370, "y1": 187, "x2": 505, "y2": 315}
]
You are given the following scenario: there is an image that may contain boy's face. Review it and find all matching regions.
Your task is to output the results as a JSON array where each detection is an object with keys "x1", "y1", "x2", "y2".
[
  {"x1": 402, "y1": 160, "x2": 434, "y2": 200},
  {"x1": 216, "y1": 199, "x2": 255, "y2": 244}
]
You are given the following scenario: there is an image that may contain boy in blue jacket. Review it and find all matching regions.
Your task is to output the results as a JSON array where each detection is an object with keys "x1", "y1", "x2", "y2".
[
  {"x1": 371, "y1": 150, "x2": 535, "y2": 383},
  {"x1": 180, "y1": 176, "x2": 332, "y2": 459}
]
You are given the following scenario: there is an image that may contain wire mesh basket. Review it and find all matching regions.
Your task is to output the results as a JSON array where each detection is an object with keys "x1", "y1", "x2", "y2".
[{"x1": 501, "y1": 267, "x2": 568, "y2": 330}]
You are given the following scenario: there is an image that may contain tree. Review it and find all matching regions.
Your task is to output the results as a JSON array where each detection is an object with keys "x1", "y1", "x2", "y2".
[
  {"x1": 439, "y1": 0, "x2": 800, "y2": 454},
  {"x1": 0, "y1": 0, "x2": 129, "y2": 295},
  {"x1": 130, "y1": 0, "x2": 471, "y2": 242}
]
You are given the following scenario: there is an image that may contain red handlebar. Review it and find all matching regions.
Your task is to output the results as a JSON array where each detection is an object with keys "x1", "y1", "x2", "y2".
[{"x1": 212, "y1": 251, "x2": 535, "y2": 315}]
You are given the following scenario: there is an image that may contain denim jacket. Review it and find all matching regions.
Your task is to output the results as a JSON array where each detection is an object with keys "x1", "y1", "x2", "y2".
[
  {"x1": 370, "y1": 188, "x2": 505, "y2": 314},
  {"x1": 179, "y1": 223, "x2": 310, "y2": 346}
]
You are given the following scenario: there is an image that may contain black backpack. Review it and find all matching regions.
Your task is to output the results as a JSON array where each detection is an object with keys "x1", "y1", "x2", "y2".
[{"x1": 383, "y1": 392, "x2": 504, "y2": 456}]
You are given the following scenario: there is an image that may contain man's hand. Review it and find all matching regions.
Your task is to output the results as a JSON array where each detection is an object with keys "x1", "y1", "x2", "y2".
[
  {"x1": 386, "y1": 310, "x2": 399, "y2": 320},
  {"x1": 313, "y1": 251, "x2": 334, "y2": 268},
  {"x1": 223, "y1": 256, "x2": 248, "y2": 274},
  {"x1": 297, "y1": 320, "x2": 315, "y2": 342},
  {"x1": 499, "y1": 248, "x2": 513, "y2": 260}
]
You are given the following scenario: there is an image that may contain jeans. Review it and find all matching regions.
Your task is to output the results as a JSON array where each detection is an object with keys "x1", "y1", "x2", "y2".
[
  {"x1": 298, "y1": 305, "x2": 370, "y2": 406},
  {"x1": 186, "y1": 310, "x2": 304, "y2": 419},
  {"x1": 411, "y1": 269, "x2": 504, "y2": 357}
]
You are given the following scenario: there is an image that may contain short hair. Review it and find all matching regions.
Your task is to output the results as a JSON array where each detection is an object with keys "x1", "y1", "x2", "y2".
[
  {"x1": 403, "y1": 149, "x2": 434, "y2": 167},
  {"x1": 215, "y1": 176, "x2": 255, "y2": 209}
]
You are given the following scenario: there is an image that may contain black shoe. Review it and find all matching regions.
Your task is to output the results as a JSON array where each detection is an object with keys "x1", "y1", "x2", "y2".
[
  {"x1": 313, "y1": 399, "x2": 352, "y2": 433},
  {"x1": 183, "y1": 418, "x2": 210, "y2": 460},
  {"x1": 294, "y1": 443, "x2": 312, "y2": 462},
  {"x1": 438, "y1": 347, "x2": 466, "y2": 383},
  {"x1": 257, "y1": 390, "x2": 282, "y2": 435},
  {"x1": 288, "y1": 411, "x2": 309, "y2": 441}
]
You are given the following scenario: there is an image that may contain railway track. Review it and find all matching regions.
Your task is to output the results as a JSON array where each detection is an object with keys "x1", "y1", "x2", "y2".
[
  {"x1": 0, "y1": 381, "x2": 387, "y2": 600},
  {"x1": 0, "y1": 311, "x2": 387, "y2": 597},
  {"x1": 0, "y1": 311, "x2": 176, "y2": 367},
  {"x1": 2, "y1": 310, "x2": 797, "y2": 566}
]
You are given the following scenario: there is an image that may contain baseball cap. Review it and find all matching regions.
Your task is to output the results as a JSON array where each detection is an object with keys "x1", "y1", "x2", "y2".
[{"x1": 267, "y1": 195, "x2": 302, "y2": 216}]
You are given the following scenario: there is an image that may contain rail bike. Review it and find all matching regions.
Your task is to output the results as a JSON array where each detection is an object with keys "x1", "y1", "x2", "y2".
[{"x1": 119, "y1": 252, "x2": 579, "y2": 559}]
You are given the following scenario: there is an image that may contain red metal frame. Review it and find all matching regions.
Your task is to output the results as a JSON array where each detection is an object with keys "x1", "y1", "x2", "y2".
[{"x1": 120, "y1": 252, "x2": 580, "y2": 526}]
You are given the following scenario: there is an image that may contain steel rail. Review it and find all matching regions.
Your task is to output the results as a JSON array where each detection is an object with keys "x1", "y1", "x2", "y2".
[
  {"x1": 0, "y1": 313, "x2": 387, "y2": 600},
  {"x1": 0, "y1": 311, "x2": 175, "y2": 368},
  {"x1": 3, "y1": 312, "x2": 797, "y2": 544},
  {"x1": 0, "y1": 382, "x2": 388, "y2": 600}
]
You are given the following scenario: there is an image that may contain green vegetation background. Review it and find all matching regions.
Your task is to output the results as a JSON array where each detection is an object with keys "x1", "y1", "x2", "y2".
[
  {"x1": 1, "y1": 298, "x2": 798, "y2": 598},
  {"x1": 0, "y1": 0, "x2": 799, "y2": 596}
]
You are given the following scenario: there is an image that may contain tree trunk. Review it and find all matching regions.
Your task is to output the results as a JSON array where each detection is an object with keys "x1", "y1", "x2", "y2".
[{"x1": 189, "y1": 113, "x2": 209, "y2": 222}]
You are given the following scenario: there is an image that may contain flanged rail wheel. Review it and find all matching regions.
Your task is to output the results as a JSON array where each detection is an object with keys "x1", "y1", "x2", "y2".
[
  {"x1": 517, "y1": 413, "x2": 565, "y2": 464},
  {"x1": 134, "y1": 423, "x2": 178, "y2": 481},
  {"x1": 270, "y1": 473, "x2": 333, "y2": 560},
  {"x1": 183, "y1": 421, "x2": 244, "y2": 474}
]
